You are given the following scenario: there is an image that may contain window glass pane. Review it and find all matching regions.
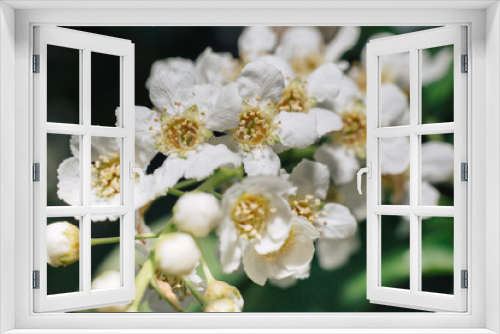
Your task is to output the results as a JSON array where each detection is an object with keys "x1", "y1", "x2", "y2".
[
  {"x1": 91, "y1": 216, "x2": 122, "y2": 291},
  {"x1": 379, "y1": 52, "x2": 410, "y2": 127},
  {"x1": 380, "y1": 137, "x2": 410, "y2": 205},
  {"x1": 47, "y1": 216, "x2": 81, "y2": 295},
  {"x1": 420, "y1": 45, "x2": 454, "y2": 124},
  {"x1": 381, "y1": 215, "x2": 410, "y2": 290},
  {"x1": 91, "y1": 52, "x2": 121, "y2": 127},
  {"x1": 47, "y1": 45, "x2": 80, "y2": 124},
  {"x1": 48, "y1": 134, "x2": 81, "y2": 206},
  {"x1": 90, "y1": 137, "x2": 122, "y2": 206},
  {"x1": 420, "y1": 134, "x2": 454, "y2": 206},
  {"x1": 421, "y1": 216, "x2": 454, "y2": 294}
]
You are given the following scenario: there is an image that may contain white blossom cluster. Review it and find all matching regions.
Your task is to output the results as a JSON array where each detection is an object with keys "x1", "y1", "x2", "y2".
[{"x1": 49, "y1": 26, "x2": 454, "y2": 312}]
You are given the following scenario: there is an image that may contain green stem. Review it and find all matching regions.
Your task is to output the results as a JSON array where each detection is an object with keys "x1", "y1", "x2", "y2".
[
  {"x1": 184, "y1": 277, "x2": 207, "y2": 307},
  {"x1": 167, "y1": 188, "x2": 184, "y2": 197},
  {"x1": 173, "y1": 179, "x2": 200, "y2": 190},
  {"x1": 127, "y1": 258, "x2": 153, "y2": 312},
  {"x1": 91, "y1": 232, "x2": 160, "y2": 246},
  {"x1": 150, "y1": 277, "x2": 185, "y2": 312},
  {"x1": 197, "y1": 167, "x2": 243, "y2": 192}
]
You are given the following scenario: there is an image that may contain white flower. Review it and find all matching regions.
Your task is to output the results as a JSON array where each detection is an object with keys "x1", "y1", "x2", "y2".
[
  {"x1": 57, "y1": 107, "x2": 159, "y2": 221},
  {"x1": 204, "y1": 298, "x2": 242, "y2": 312},
  {"x1": 174, "y1": 192, "x2": 221, "y2": 238},
  {"x1": 242, "y1": 216, "x2": 319, "y2": 286},
  {"x1": 217, "y1": 60, "x2": 324, "y2": 176},
  {"x1": 146, "y1": 47, "x2": 239, "y2": 88},
  {"x1": 238, "y1": 26, "x2": 277, "y2": 62},
  {"x1": 91, "y1": 270, "x2": 130, "y2": 312},
  {"x1": 218, "y1": 176, "x2": 294, "y2": 274},
  {"x1": 315, "y1": 77, "x2": 410, "y2": 185},
  {"x1": 276, "y1": 26, "x2": 360, "y2": 77},
  {"x1": 269, "y1": 264, "x2": 310, "y2": 288},
  {"x1": 204, "y1": 280, "x2": 244, "y2": 311},
  {"x1": 146, "y1": 69, "x2": 242, "y2": 190},
  {"x1": 274, "y1": 63, "x2": 345, "y2": 140},
  {"x1": 46, "y1": 222, "x2": 79, "y2": 267},
  {"x1": 155, "y1": 232, "x2": 201, "y2": 277}
]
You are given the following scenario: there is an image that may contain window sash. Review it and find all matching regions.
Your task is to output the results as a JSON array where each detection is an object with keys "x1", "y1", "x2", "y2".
[
  {"x1": 32, "y1": 26, "x2": 136, "y2": 313},
  {"x1": 365, "y1": 26, "x2": 468, "y2": 312}
]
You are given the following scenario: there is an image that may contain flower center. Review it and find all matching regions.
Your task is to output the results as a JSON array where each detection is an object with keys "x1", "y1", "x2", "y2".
[
  {"x1": 91, "y1": 155, "x2": 120, "y2": 198},
  {"x1": 290, "y1": 52, "x2": 325, "y2": 78},
  {"x1": 232, "y1": 104, "x2": 278, "y2": 152},
  {"x1": 154, "y1": 105, "x2": 212, "y2": 157},
  {"x1": 333, "y1": 104, "x2": 367, "y2": 157},
  {"x1": 277, "y1": 78, "x2": 316, "y2": 113},
  {"x1": 231, "y1": 192, "x2": 276, "y2": 241},
  {"x1": 156, "y1": 274, "x2": 191, "y2": 302},
  {"x1": 290, "y1": 195, "x2": 322, "y2": 224}
]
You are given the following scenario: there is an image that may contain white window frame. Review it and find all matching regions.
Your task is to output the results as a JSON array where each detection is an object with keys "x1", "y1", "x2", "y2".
[{"x1": 0, "y1": 1, "x2": 499, "y2": 333}]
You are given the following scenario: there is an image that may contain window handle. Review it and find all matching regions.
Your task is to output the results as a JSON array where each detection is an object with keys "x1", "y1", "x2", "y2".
[
  {"x1": 129, "y1": 162, "x2": 145, "y2": 194},
  {"x1": 357, "y1": 162, "x2": 371, "y2": 195}
]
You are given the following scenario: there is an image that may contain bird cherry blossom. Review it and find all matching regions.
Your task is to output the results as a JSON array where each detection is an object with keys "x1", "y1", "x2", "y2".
[{"x1": 46, "y1": 222, "x2": 79, "y2": 268}]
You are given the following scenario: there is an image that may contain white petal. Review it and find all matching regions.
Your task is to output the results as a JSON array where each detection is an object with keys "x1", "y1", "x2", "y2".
[
  {"x1": 380, "y1": 83, "x2": 409, "y2": 127},
  {"x1": 275, "y1": 111, "x2": 317, "y2": 148},
  {"x1": 421, "y1": 141, "x2": 454, "y2": 183},
  {"x1": 57, "y1": 157, "x2": 80, "y2": 206},
  {"x1": 421, "y1": 47, "x2": 453, "y2": 85},
  {"x1": 307, "y1": 63, "x2": 344, "y2": 105},
  {"x1": 133, "y1": 106, "x2": 158, "y2": 169},
  {"x1": 333, "y1": 76, "x2": 362, "y2": 113},
  {"x1": 242, "y1": 246, "x2": 272, "y2": 286},
  {"x1": 151, "y1": 155, "x2": 187, "y2": 196},
  {"x1": 380, "y1": 137, "x2": 410, "y2": 175},
  {"x1": 421, "y1": 181, "x2": 440, "y2": 206},
  {"x1": 317, "y1": 237, "x2": 357, "y2": 270},
  {"x1": 309, "y1": 107, "x2": 343, "y2": 137},
  {"x1": 184, "y1": 144, "x2": 242, "y2": 180},
  {"x1": 243, "y1": 146, "x2": 281, "y2": 176},
  {"x1": 314, "y1": 144, "x2": 360, "y2": 185},
  {"x1": 237, "y1": 61, "x2": 285, "y2": 107},
  {"x1": 238, "y1": 26, "x2": 277, "y2": 62},
  {"x1": 195, "y1": 47, "x2": 238, "y2": 86},
  {"x1": 204, "y1": 83, "x2": 242, "y2": 132},
  {"x1": 259, "y1": 55, "x2": 295, "y2": 82},
  {"x1": 218, "y1": 220, "x2": 244, "y2": 274},
  {"x1": 69, "y1": 135, "x2": 80, "y2": 157},
  {"x1": 277, "y1": 27, "x2": 323, "y2": 60},
  {"x1": 90, "y1": 137, "x2": 120, "y2": 161},
  {"x1": 316, "y1": 203, "x2": 357, "y2": 239},
  {"x1": 324, "y1": 26, "x2": 361, "y2": 62},
  {"x1": 255, "y1": 198, "x2": 292, "y2": 255},
  {"x1": 149, "y1": 69, "x2": 196, "y2": 113},
  {"x1": 290, "y1": 159, "x2": 330, "y2": 200},
  {"x1": 146, "y1": 57, "x2": 195, "y2": 90},
  {"x1": 337, "y1": 180, "x2": 367, "y2": 221}
]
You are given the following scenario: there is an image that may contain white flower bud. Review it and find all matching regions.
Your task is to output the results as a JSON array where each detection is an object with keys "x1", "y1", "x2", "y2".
[
  {"x1": 46, "y1": 222, "x2": 79, "y2": 267},
  {"x1": 155, "y1": 232, "x2": 200, "y2": 276},
  {"x1": 204, "y1": 298, "x2": 242, "y2": 312},
  {"x1": 91, "y1": 270, "x2": 129, "y2": 312},
  {"x1": 174, "y1": 192, "x2": 221, "y2": 238},
  {"x1": 204, "y1": 280, "x2": 244, "y2": 311}
]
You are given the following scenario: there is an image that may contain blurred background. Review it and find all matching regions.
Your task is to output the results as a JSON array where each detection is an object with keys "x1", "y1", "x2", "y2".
[{"x1": 46, "y1": 26, "x2": 454, "y2": 312}]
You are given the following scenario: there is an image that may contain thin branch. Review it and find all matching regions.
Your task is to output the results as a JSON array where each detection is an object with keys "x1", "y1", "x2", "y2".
[{"x1": 91, "y1": 232, "x2": 160, "y2": 246}]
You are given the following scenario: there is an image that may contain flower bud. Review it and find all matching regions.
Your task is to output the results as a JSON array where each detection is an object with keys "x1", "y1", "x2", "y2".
[
  {"x1": 204, "y1": 280, "x2": 244, "y2": 311},
  {"x1": 174, "y1": 192, "x2": 221, "y2": 238},
  {"x1": 46, "y1": 222, "x2": 79, "y2": 267},
  {"x1": 155, "y1": 232, "x2": 200, "y2": 276},
  {"x1": 204, "y1": 298, "x2": 242, "y2": 312},
  {"x1": 91, "y1": 270, "x2": 129, "y2": 312}
]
